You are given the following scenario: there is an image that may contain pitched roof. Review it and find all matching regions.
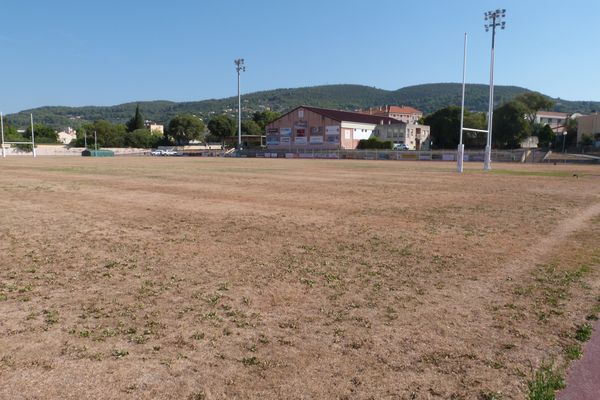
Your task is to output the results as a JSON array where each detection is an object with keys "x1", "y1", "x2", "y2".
[
  {"x1": 301, "y1": 106, "x2": 401, "y2": 125},
  {"x1": 536, "y1": 111, "x2": 568, "y2": 118},
  {"x1": 384, "y1": 106, "x2": 422, "y2": 114}
]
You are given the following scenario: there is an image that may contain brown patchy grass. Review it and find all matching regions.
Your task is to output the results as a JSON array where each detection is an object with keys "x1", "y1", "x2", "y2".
[{"x1": 0, "y1": 157, "x2": 599, "y2": 399}]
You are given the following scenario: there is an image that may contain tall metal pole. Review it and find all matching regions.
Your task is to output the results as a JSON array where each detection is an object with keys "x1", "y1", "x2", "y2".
[
  {"x1": 238, "y1": 68, "x2": 241, "y2": 147},
  {"x1": 1, "y1": 112, "x2": 5, "y2": 158},
  {"x1": 484, "y1": 23, "x2": 495, "y2": 171},
  {"x1": 484, "y1": 9, "x2": 506, "y2": 171},
  {"x1": 458, "y1": 33, "x2": 467, "y2": 173},
  {"x1": 30, "y1": 113, "x2": 37, "y2": 157},
  {"x1": 234, "y1": 58, "x2": 245, "y2": 149},
  {"x1": 94, "y1": 130, "x2": 98, "y2": 151}
]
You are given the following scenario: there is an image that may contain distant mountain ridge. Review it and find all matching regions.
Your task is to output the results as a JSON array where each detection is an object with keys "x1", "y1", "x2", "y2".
[{"x1": 5, "y1": 83, "x2": 599, "y2": 129}]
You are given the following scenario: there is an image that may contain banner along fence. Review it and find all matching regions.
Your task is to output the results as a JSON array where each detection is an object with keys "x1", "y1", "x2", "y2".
[{"x1": 239, "y1": 149, "x2": 536, "y2": 163}]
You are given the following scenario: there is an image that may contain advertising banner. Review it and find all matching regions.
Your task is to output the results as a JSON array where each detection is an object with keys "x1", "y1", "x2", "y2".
[
  {"x1": 326, "y1": 135, "x2": 340, "y2": 144},
  {"x1": 266, "y1": 136, "x2": 279, "y2": 145},
  {"x1": 295, "y1": 137, "x2": 307, "y2": 144},
  {"x1": 266, "y1": 128, "x2": 279, "y2": 134},
  {"x1": 326, "y1": 125, "x2": 340, "y2": 135},
  {"x1": 310, "y1": 136, "x2": 324, "y2": 144},
  {"x1": 280, "y1": 137, "x2": 291, "y2": 144},
  {"x1": 280, "y1": 128, "x2": 292, "y2": 137}
]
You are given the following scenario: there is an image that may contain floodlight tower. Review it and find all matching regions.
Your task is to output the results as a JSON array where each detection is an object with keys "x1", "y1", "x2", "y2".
[
  {"x1": 234, "y1": 58, "x2": 246, "y2": 149},
  {"x1": 483, "y1": 9, "x2": 506, "y2": 171}
]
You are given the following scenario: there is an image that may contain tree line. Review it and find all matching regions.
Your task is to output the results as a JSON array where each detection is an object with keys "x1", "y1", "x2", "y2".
[
  {"x1": 424, "y1": 92, "x2": 580, "y2": 149},
  {"x1": 2, "y1": 93, "x2": 586, "y2": 150},
  {"x1": 2, "y1": 106, "x2": 280, "y2": 149}
]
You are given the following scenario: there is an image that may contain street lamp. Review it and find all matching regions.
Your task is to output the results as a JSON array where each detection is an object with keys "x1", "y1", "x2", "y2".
[
  {"x1": 562, "y1": 130, "x2": 568, "y2": 153},
  {"x1": 234, "y1": 58, "x2": 245, "y2": 149},
  {"x1": 483, "y1": 8, "x2": 506, "y2": 171}
]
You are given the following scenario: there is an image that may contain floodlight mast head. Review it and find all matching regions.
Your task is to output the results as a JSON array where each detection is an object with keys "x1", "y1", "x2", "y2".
[
  {"x1": 484, "y1": 8, "x2": 507, "y2": 34},
  {"x1": 235, "y1": 58, "x2": 245, "y2": 73}
]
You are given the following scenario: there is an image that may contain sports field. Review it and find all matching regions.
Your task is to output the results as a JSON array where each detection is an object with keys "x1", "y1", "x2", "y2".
[{"x1": 0, "y1": 157, "x2": 599, "y2": 399}]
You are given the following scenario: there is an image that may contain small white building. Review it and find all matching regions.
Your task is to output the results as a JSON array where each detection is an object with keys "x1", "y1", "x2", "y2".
[
  {"x1": 145, "y1": 122, "x2": 164, "y2": 135},
  {"x1": 57, "y1": 127, "x2": 77, "y2": 144}
]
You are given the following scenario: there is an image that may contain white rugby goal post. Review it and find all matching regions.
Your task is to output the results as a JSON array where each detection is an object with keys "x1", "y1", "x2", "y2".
[
  {"x1": 457, "y1": 33, "x2": 488, "y2": 173},
  {"x1": 1, "y1": 112, "x2": 36, "y2": 158}
]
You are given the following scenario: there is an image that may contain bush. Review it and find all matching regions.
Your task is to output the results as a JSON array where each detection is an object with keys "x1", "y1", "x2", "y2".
[
  {"x1": 124, "y1": 129, "x2": 161, "y2": 148},
  {"x1": 357, "y1": 137, "x2": 393, "y2": 150},
  {"x1": 580, "y1": 133, "x2": 595, "y2": 146}
]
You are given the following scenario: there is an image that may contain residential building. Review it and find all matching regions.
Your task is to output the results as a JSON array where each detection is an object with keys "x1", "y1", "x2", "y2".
[
  {"x1": 535, "y1": 111, "x2": 569, "y2": 134},
  {"x1": 373, "y1": 123, "x2": 431, "y2": 150},
  {"x1": 265, "y1": 106, "x2": 405, "y2": 150},
  {"x1": 145, "y1": 123, "x2": 164, "y2": 135},
  {"x1": 57, "y1": 127, "x2": 77, "y2": 144},
  {"x1": 576, "y1": 113, "x2": 600, "y2": 145},
  {"x1": 364, "y1": 105, "x2": 423, "y2": 124}
]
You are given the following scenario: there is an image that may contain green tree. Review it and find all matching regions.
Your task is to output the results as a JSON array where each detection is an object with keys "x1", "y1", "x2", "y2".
[
  {"x1": 564, "y1": 117, "x2": 578, "y2": 148},
  {"x1": 536, "y1": 124, "x2": 555, "y2": 148},
  {"x1": 72, "y1": 120, "x2": 127, "y2": 148},
  {"x1": 513, "y1": 92, "x2": 554, "y2": 123},
  {"x1": 463, "y1": 112, "x2": 487, "y2": 148},
  {"x1": 207, "y1": 114, "x2": 236, "y2": 146},
  {"x1": 423, "y1": 106, "x2": 486, "y2": 149},
  {"x1": 166, "y1": 114, "x2": 206, "y2": 145},
  {"x1": 492, "y1": 101, "x2": 531, "y2": 148},
  {"x1": 124, "y1": 129, "x2": 160, "y2": 148},
  {"x1": 24, "y1": 124, "x2": 58, "y2": 144},
  {"x1": 1, "y1": 123, "x2": 23, "y2": 142},
  {"x1": 580, "y1": 133, "x2": 595, "y2": 146},
  {"x1": 252, "y1": 110, "x2": 281, "y2": 131},
  {"x1": 241, "y1": 120, "x2": 262, "y2": 136},
  {"x1": 126, "y1": 104, "x2": 145, "y2": 132}
]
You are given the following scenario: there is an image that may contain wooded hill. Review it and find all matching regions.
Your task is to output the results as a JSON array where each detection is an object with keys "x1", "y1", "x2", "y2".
[{"x1": 5, "y1": 83, "x2": 599, "y2": 129}]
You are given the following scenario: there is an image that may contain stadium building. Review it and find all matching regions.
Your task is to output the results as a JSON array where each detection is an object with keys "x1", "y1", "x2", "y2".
[{"x1": 265, "y1": 106, "x2": 419, "y2": 150}]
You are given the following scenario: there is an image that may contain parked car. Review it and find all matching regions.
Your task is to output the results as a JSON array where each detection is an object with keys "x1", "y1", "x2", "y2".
[
  {"x1": 393, "y1": 143, "x2": 409, "y2": 151},
  {"x1": 150, "y1": 149, "x2": 165, "y2": 156}
]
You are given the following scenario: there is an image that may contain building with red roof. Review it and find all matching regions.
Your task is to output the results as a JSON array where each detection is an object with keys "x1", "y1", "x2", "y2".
[
  {"x1": 265, "y1": 106, "x2": 430, "y2": 150},
  {"x1": 364, "y1": 105, "x2": 423, "y2": 124}
]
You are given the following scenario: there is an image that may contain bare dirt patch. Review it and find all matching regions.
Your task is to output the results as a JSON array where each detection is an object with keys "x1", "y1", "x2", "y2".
[{"x1": 0, "y1": 157, "x2": 599, "y2": 399}]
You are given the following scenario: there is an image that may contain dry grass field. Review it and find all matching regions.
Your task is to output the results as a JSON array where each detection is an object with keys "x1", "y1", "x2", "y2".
[{"x1": 1, "y1": 157, "x2": 599, "y2": 399}]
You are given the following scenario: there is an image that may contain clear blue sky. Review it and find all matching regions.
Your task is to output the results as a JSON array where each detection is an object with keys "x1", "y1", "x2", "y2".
[{"x1": 1, "y1": 0, "x2": 598, "y2": 114}]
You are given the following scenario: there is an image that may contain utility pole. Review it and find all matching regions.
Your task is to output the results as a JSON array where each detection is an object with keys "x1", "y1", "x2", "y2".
[
  {"x1": 234, "y1": 58, "x2": 245, "y2": 149},
  {"x1": 484, "y1": 9, "x2": 506, "y2": 171}
]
